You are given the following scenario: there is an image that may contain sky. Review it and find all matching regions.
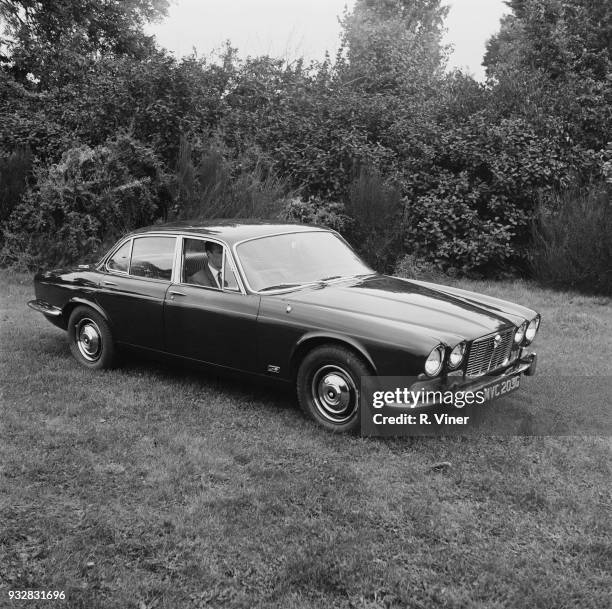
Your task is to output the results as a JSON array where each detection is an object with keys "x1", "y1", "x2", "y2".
[{"x1": 149, "y1": 0, "x2": 509, "y2": 81}]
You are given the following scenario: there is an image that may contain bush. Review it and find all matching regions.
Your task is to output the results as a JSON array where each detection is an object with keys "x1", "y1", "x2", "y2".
[
  {"x1": 344, "y1": 167, "x2": 404, "y2": 272},
  {"x1": 0, "y1": 146, "x2": 32, "y2": 227},
  {"x1": 281, "y1": 196, "x2": 350, "y2": 232},
  {"x1": 403, "y1": 170, "x2": 520, "y2": 275},
  {"x1": 0, "y1": 133, "x2": 168, "y2": 269},
  {"x1": 530, "y1": 182, "x2": 612, "y2": 295},
  {"x1": 394, "y1": 253, "x2": 454, "y2": 282},
  {"x1": 173, "y1": 137, "x2": 293, "y2": 221}
]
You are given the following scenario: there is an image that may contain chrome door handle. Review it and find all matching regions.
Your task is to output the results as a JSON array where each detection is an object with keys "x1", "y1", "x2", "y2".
[
  {"x1": 169, "y1": 290, "x2": 186, "y2": 297},
  {"x1": 103, "y1": 280, "x2": 118, "y2": 286}
]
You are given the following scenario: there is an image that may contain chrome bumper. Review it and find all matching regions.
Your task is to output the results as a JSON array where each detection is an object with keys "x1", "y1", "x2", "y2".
[
  {"x1": 405, "y1": 352, "x2": 537, "y2": 408},
  {"x1": 27, "y1": 299, "x2": 62, "y2": 317}
]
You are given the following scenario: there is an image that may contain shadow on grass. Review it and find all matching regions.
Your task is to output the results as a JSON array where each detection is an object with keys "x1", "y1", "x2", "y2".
[{"x1": 117, "y1": 347, "x2": 297, "y2": 413}]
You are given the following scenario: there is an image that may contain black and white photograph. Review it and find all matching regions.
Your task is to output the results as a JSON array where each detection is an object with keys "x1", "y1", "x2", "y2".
[{"x1": 1, "y1": 0, "x2": 611, "y2": 607}]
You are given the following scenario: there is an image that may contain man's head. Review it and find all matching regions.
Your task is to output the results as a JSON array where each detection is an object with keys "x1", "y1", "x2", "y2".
[{"x1": 205, "y1": 241, "x2": 223, "y2": 271}]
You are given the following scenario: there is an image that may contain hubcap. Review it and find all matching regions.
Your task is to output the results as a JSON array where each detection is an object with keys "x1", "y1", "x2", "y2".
[
  {"x1": 311, "y1": 365, "x2": 358, "y2": 424},
  {"x1": 76, "y1": 318, "x2": 102, "y2": 362}
]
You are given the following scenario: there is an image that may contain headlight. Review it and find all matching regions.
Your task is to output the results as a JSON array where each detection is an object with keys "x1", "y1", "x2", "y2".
[
  {"x1": 425, "y1": 345, "x2": 444, "y2": 377},
  {"x1": 449, "y1": 342, "x2": 466, "y2": 368},
  {"x1": 514, "y1": 321, "x2": 527, "y2": 344},
  {"x1": 524, "y1": 316, "x2": 540, "y2": 344}
]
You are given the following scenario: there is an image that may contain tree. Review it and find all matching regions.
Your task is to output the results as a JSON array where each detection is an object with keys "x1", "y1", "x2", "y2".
[
  {"x1": 483, "y1": 0, "x2": 611, "y2": 153},
  {"x1": 484, "y1": 0, "x2": 611, "y2": 81},
  {"x1": 0, "y1": 0, "x2": 169, "y2": 85},
  {"x1": 339, "y1": 0, "x2": 449, "y2": 92}
]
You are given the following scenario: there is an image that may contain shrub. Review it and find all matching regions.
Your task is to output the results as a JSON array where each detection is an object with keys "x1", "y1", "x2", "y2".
[
  {"x1": 281, "y1": 197, "x2": 350, "y2": 232},
  {"x1": 0, "y1": 146, "x2": 32, "y2": 228},
  {"x1": 403, "y1": 170, "x2": 520, "y2": 275},
  {"x1": 530, "y1": 182, "x2": 612, "y2": 295},
  {"x1": 344, "y1": 167, "x2": 404, "y2": 272},
  {"x1": 0, "y1": 133, "x2": 168, "y2": 269},
  {"x1": 173, "y1": 137, "x2": 293, "y2": 221},
  {"x1": 394, "y1": 253, "x2": 453, "y2": 282}
]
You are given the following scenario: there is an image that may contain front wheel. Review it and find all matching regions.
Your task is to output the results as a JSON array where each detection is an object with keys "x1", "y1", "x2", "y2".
[
  {"x1": 296, "y1": 345, "x2": 371, "y2": 433},
  {"x1": 67, "y1": 306, "x2": 115, "y2": 369}
]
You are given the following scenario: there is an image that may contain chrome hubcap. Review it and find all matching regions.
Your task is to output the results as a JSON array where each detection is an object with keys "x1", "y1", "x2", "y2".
[
  {"x1": 311, "y1": 365, "x2": 358, "y2": 424},
  {"x1": 76, "y1": 319, "x2": 102, "y2": 362}
]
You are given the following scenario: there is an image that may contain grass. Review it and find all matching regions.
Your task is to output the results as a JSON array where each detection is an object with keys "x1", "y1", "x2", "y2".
[{"x1": 0, "y1": 270, "x2": 610, "y2": 608}]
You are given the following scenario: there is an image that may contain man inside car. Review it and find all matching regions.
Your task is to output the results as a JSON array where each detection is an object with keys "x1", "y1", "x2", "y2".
[{"x1": 186, "y1": 241, "x2": 225, "y2": 288}]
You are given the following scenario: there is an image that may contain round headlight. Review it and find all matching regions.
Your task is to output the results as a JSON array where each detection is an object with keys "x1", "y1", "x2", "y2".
[
  {"x1": 514, "y1": 321, "x2": 527, "y2": 344},
  {"x1": 449, "y1": 342, "x2": 466, "y2": 368},
  {"x1": 525, "y1": 316, "x2": 540, "y2": 344},
  {"x1": 425, "y1": 345, "x2": 444, "y2": 377}
]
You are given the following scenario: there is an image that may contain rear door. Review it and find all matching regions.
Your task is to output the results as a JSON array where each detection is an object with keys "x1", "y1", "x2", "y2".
[
  {"x1": 163, "y1": 237, "x2": 260, "y2": 371},
  {"x1": 96, "y1": 235, "x2": 176, "y2": 350}
]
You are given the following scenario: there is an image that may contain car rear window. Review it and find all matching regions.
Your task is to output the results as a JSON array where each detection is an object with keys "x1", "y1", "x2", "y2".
[{"x1": 130, "y1": 237, "x2": 176, "y2": 281}]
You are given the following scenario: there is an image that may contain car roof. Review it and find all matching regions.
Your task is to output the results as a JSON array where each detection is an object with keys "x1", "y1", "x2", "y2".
[{"x1": 129, "y1": 219, "x2": 328, "y2": 246}]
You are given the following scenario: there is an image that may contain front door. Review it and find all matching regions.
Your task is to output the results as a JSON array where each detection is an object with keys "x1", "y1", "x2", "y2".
[{"x1": 163, "y1": 237, "x2": 260, "y2": 371}]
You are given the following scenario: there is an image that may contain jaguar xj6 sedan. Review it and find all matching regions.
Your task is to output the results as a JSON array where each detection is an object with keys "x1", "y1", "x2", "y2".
[{"x1": 29, "y1": 221, "x2": 539, "y2": 432}]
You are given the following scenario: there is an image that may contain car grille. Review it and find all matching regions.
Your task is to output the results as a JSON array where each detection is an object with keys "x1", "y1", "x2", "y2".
[{"x1": 466, "y1": 329, "x2": 514, "y2": 376}]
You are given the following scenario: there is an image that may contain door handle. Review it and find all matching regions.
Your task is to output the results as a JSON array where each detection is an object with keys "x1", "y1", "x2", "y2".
[
  {"x1": 169, "y1": 290, "x2": 186, "y2": 297},
  {"x1": 103, "y1": 280, "x2": 118, "y2": 286}
]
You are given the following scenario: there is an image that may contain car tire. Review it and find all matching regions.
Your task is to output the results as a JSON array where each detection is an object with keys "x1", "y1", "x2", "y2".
[
  {"x1": 67, "y1": 306, "x2": 115, "y2": 370},
  {"x1": 297, "y1": 344, "x2": 370, "y2": 433}
]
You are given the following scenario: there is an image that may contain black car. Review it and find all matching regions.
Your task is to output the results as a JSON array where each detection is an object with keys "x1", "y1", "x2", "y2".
[{"x1": 28, "y1": 221, "x2": 539, "y2": 432}]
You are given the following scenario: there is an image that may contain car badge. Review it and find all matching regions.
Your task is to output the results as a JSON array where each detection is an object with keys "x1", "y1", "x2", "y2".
[{"x1": 494, "y1": 334, "x2": 502, "y2": 348}]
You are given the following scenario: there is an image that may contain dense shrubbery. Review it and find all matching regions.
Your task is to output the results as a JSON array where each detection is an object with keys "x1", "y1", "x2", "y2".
[
  {"x1": 394, "y1": 253, "x2": 453, "y2": 282},
  {"x1": 282, "y1": 197, "x2": 350, "y2": 233},
  {"x1": 173, "y1": 137, "x2": 293, "y2": 221},
  {"x1": 0, "y1": 146, "x2": 32, "y2": 226},
  {"x1": 0, "y1": 134, "x2": 168, "y2": 269},
  {"x1": 0, "y1": 0, "x2": 609, "y2": 292},
  {"x1": 530, "y1": 182, "x2": 612, "y2": 295},
  {"x1": 344, "y1": 167, "x2": 404, "y2": 272}
]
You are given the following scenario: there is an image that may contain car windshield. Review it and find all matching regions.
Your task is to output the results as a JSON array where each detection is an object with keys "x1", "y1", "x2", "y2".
[{"x1": 236, "y1": 231, "x2": 373, "y2": 292}]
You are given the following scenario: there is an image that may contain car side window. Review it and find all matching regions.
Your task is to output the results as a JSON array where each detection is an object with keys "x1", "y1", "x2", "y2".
[
  {"x1": 130, "y1": 237, "x2": 175, "y2": 281},
  {"x1": 223, "y1": 255, "x2": 239, "y2": 291},
  {"x1": 182, "y1": 238, "x2": 239, "y2": 291},
  {"x1": 107, "y1": 240, "x2": 131, "y2": 273}
]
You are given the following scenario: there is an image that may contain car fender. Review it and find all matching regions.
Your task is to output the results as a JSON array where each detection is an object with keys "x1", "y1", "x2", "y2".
[
  {"x1": 290, "y1": 331, "x2": 378, "y2": 377},
  {"x1": 62, "y1": 297, "x2": 112, "y2": 327}
]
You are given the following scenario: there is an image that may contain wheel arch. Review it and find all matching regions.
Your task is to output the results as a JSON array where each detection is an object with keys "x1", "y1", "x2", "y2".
[
  {"x1": 289, "y1": 332, "x2": 377, "y2": 380},
  {"x1": 62, "y1": 298, "x2": 111, "y2": 330}
]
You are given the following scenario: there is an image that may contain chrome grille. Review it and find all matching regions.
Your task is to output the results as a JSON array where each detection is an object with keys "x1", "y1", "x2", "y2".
[{"x1": 466, "y1": 329, "x2": 514, "y2": 376}]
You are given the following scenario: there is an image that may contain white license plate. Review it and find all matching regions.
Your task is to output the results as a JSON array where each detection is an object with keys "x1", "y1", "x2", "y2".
[{"x1": 480, "y1": 374, "x2": 521, "y2": 402}]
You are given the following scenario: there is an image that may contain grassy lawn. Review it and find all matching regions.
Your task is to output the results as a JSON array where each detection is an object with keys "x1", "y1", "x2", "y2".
[{"x1": 1, "y1": 270, "x2": 610, "y2": 608}]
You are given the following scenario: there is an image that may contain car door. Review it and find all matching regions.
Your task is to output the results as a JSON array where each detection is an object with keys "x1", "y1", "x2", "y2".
[
  {"x1": 96, "y1": 235, "x2": 176, "y2": 350},
  {"x1": 163, "y1": 236, "x2": 260, "y2": 371}
]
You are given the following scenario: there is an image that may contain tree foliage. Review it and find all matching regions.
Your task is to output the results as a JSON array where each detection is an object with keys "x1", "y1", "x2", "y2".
[
  {"x1": 0, "y1": 0, "x2": 609, "y2": 290},
  {"x1": 484, "y1": 0, "x2": 611, "y2": 151},
  {"x1": 339, "y1": 0, "x2": 449, "y2": 91},
  {"x1": 0, "y1": 133, "x2": 169, "y2": 268},
  {"x1": 0, "y1": 0, "x2": 169, "y2": 85},
  {"x1": 485, "y1": 0, "x2": 611, "y2": 81}
]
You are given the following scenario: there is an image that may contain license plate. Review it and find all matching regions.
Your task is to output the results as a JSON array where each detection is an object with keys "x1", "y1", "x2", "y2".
[{"x1": 480, "y1": 374, "x2": 521, "y2": 402}]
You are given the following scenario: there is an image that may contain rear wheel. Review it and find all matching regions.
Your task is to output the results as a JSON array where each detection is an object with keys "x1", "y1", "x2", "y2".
[
  {"x1": 296, "y1": 344, "x2": 370, "y2": 433},
  {"x1": 67, "y1": 306, "x2": 115, "y2": 369}
]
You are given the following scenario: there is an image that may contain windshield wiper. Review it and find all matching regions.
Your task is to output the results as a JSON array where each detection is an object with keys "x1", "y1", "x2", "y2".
[{"x1": 318, "y1": 275, "x2": 343, "y2": 282}]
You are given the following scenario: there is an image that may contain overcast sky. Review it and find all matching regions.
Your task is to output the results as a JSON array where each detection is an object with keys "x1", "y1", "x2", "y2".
[{"x1": 149, "y1": 0, "x2": 508, "y2": 81}]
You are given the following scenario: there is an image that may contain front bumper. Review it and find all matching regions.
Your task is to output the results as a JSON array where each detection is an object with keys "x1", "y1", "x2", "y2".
[{"x1": 406, "y1": 351, "x2": 537, "y2": 408}]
